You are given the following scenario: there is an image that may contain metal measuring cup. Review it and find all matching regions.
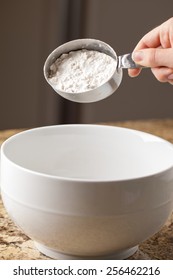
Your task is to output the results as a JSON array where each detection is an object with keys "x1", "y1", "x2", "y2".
[{"x1": 43, "y1": 38, "x2": 141, "y2": 103}]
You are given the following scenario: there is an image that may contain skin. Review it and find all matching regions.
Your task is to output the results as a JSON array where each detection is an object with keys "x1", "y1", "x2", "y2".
[{"x1": 128, "y1": 17, "x2": 173, "y2": 85}]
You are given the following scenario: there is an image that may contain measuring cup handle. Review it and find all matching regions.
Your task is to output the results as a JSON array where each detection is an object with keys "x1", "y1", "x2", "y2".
[{"x1": 118, "y1": 53, "x2": 144, "y2": 69}]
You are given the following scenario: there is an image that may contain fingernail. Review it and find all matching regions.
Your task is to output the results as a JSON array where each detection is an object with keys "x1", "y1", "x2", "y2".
[
  {"x1": 132, "y1": 51, "x2": 144, "y2": 62},
  {"x1": 168, "y1": 74, "x2": 173, "y2": 80}
]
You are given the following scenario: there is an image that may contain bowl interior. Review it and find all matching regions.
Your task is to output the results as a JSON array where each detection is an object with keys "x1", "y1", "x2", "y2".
[{"x1": 2, "y1": 125, "x2": 173, "y2": 181}]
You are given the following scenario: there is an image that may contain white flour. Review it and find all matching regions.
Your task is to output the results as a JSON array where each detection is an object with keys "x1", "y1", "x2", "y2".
[{"x1": 48, "y1": 49, "x2": 117, "y2": 93}]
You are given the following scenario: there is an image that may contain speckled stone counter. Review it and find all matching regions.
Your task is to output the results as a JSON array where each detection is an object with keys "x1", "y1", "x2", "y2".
[{"x1": 0, "y1": 120, "x2": 173, "y2": 260}]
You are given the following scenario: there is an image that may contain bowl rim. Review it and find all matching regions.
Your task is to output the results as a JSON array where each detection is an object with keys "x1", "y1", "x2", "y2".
[{"x1": 1, "y1": 124, "x2": 173, "y2": 183}]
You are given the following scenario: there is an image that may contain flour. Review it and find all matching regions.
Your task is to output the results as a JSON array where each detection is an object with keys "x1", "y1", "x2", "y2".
[{"x1": 48, "y1": 49, "x2": 117, "y2": 93}]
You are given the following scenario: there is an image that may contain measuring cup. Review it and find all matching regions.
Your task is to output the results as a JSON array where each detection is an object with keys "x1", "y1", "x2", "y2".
[{"x1": 44, "y1": 38, "x2": 141, "y2": 103}]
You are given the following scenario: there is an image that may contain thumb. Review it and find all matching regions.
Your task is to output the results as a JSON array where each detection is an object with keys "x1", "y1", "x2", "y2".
[{"x1": 132, "y1": 48, "x2": 173, "y2": 68}]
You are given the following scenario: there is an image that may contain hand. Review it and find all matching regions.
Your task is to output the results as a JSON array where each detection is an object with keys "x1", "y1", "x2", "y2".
[{"x1": 128, "y1": 17, "x2": 173, "y2": 85}]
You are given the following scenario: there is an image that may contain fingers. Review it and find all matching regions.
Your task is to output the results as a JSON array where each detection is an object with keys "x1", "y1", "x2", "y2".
[
  {"x1": 134, "y1": 18, "x2": 173, "y2": 50},
  {"x1": 128, "y1": 66, "x2": 173, "y2": 83},
  {"x1": 128, "y1": 68, "x2": 141, "y2": 77},
  {"x1": 151, "y1": 67, "x2": 173, "y2": 83},
  {"x1": 132, "y1": 48, "x2": 173, "y2": 68},
  {"x1": 128, "y1": 48, "x2": 173, "y2": 78},
  {"x1": 167, "y1": 73, "x2": 173, "y2": 85},
  {"x1": 134, "y1": 26, "x2": 161, "y2": 50}
]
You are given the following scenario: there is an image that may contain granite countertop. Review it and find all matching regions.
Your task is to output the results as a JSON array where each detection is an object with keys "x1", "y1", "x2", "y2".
[{"x1": 0, "y1": 119, "x2": 173, "y2": 260}]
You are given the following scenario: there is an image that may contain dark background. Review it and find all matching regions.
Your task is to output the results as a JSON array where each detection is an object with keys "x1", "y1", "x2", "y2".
[{"x1": 0, "y1": 0, "x2": 173, "y2": 129}]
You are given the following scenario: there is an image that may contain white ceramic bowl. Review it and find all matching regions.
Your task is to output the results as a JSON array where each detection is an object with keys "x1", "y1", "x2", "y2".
[{"x1": 1, "y1": 125, "x2": 173, "y2": 259}]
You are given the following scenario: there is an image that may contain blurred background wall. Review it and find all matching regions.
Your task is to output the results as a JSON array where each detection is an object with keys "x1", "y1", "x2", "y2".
[{"x1": 0, "y1": 0, "x2": 173, "y2": 129}]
